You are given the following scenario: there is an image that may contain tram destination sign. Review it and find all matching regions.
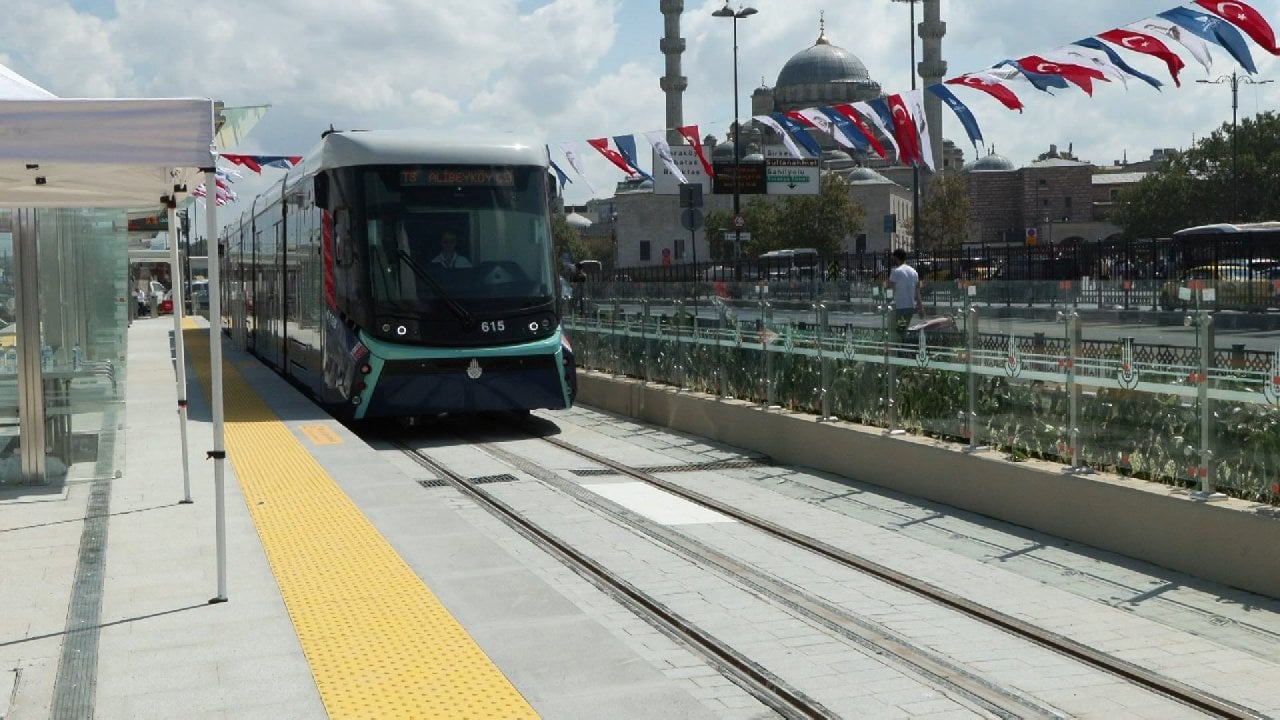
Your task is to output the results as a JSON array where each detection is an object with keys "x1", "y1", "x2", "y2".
[{"x1": 400, "y1": 167, "x2": 515, "y2": 187}]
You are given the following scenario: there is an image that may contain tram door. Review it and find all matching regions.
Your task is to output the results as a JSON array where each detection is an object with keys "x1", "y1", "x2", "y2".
[{"x1": 257, "y1": 220, "x2": 285, "y2": 370}]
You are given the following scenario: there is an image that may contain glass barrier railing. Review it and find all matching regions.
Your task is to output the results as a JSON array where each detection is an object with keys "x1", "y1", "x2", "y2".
[{"x1": 565, "y1": 278, "x2": 1280, "y2": 505}]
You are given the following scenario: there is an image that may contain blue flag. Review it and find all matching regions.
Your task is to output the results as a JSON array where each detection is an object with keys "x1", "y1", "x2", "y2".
[
  {"x1": 864, "y1": 97, "x2": 896, "y2": 134},
  {"x1": 770, "y1": 113, "x2": 824, "y2": 157},
  {"x1": 1072, "y1": 38, "x2": 1163, "y2": 90},
  {"x1": 816, "y1": 106, "x2": 870, "y2": 154},
  {"x1": 926, "y1": 84, "x2": 983, "y2": 149},
  {"x1": 611, "y1": 135, "x2": 653, "y2": 181},
  {"x1": 545, "y1": 145, "x2": 571, "y2": 191},
  {"x1": 1159, "y1": 7, "x2": 1258, "y2": 75},
  {"x1": 995, "y1": 59, "x2": 1069, "y2": 94}
]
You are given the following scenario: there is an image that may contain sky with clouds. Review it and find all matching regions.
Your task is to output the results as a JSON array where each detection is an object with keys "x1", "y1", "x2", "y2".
[{"x1": 2, "y1": 0, "x2": 1278, "y2": 207}]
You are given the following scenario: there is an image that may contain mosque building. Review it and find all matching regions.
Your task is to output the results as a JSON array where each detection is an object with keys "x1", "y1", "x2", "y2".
[{"x1": 587, "y1": 2, "x2": 1133, "y2": 271}]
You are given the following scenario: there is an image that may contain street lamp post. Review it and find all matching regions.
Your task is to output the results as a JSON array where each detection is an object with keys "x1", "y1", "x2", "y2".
[
  {"x1": 712, "y1": 3, "x2": 756, "y2": 263},
  {"x1": 891, "y1": 0, "x2": 922, "y2": 253},
  {"x1": 1197, "y1": 71, "x2": 1272, "y2": 220}
]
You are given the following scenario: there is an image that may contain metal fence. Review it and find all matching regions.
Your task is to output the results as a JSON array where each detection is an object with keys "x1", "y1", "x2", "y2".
[
  {"x1": 564, "y1": 277, "x2": 1280, "y2": 506},
  {"x1": 614, "y1": 234, "x2": 1280, "y2": 287}
]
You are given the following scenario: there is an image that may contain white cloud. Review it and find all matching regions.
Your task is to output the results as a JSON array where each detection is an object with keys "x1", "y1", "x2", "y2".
[{"x1": 2, "y1": 0, "x2": 1277, "y2": 207}]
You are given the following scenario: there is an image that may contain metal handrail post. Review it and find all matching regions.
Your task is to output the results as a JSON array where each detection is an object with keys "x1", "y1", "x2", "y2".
[
  {"x1": 964, "y1": 297, "x2": 986, "y2": 453},
  {"x1": 674, "y1": 298, "x2": 686, "y2": 390},
  {"x1": 883, "y1": 294, "x2": 902, "y2": 434},
  {"x1": 717, "y1": 300, "x2": 731, "y2": 398},
  {"x1": 762, "y1": 299, "x2": 778, "y2": 408},
  {"x1": 641, "y1": 299, "x2": 652, "y2": 384},
  {"x1": 1066, "y1": 308, "x2": 1087, "y2": 472},
  {"x1": 1195, "y1": 308, "x2": 1220, "y2": 497},
  {"x1": 816, "y1": 303, "x2": 836, "y2": 421}
]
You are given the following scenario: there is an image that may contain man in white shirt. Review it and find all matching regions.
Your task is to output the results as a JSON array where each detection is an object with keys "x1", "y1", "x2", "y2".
[
  {"x1": 885, "y1": 248, "x2": 923, "y2": 342},
  {"x1": 430, "y1": 230, "x2": 472, "y2": 269}
]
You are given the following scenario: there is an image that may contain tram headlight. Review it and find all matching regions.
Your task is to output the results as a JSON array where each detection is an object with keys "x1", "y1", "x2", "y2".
[
  {"x1": 359, "y1": 364, "x2": 372, "y2": 375},
  {"x1": 375, "y1": 316, "x2": 420, "y2": 341}
]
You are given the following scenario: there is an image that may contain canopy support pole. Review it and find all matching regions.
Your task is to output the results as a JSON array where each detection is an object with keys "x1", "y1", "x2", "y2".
[
  {"x1": 166, "y1": 198, "x2": 193, "y2": 504},
  {"x1": 205, "y1": 167, "x2": 229, "y2": 604}
]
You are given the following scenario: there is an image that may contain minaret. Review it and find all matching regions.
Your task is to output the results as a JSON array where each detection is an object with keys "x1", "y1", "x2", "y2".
[
  {"x1": 659, "y1": 0, "x2": 688, "y2": 144},
  {"x1": 918, "y1": 0, "x2": 947, "y2": 168}
]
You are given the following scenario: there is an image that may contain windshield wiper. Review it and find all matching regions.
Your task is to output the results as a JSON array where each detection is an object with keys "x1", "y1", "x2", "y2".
[{"x1": 397, "y1": 250, "x2": 476, "y2": 330}]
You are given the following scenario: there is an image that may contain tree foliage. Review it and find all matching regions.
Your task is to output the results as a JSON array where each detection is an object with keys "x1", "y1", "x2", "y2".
[
  {"x1": 551, "y1": 213, "x2": 589, "y2": 269},
  {"x1": 1109, "y1": 110, "x2": 1280, "y2": 238},
  {"x1": 701, "y1": 173, "x2": 864, "y2": 260},
  {"x1": 918, "y1": 170, "x2": 970, "y2": 253}
]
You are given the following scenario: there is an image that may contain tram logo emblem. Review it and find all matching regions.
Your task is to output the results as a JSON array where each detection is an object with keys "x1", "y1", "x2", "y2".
[
  {"x1": 1117, "y1": 337, "x2": 1139, "y2": 390},
  {"x1": 1265, "y1": 346, "x2": 1280, "y2": 405},
  {"x1": 1004, "y1": 333, "x2": 1022, "y2": 377},
  {"x1": 466, "y1": 358, "x2": 483, "y2": 380}
]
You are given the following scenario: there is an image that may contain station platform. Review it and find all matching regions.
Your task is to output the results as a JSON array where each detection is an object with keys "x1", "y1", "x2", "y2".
[
  {"x1": 1, "y1": 313, "x2": 1279, "y2": 719},
  {"x1": 0, "y1": 315, "x2": 729, "y2": 719}
]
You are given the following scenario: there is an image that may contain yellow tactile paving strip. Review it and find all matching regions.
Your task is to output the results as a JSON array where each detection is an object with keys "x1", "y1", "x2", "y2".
[{"x1": 182, "y1": 320, "x2": 538, "y2": 719}]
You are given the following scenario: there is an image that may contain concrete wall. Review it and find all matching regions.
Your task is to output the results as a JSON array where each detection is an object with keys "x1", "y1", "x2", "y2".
[{"x1": 578, "y1": 371, "x2": 1280, "y2": 599}]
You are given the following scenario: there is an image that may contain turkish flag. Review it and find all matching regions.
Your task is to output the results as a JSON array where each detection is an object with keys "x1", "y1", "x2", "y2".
[
  {"x1": 586, "y1": 138, "x2": 636, "y2": 177},
  {"x1": 944, "y1": 74, "x2": 1024, "y2": 112},
  {"x1": 1016, "y1": 55, "x2": 1108, "y2": 96},
  {"x1": 1097, "y1": 28, "x2": 1186, "y2": 87},
  {"x1": 675, "y1": 125, "x2": 714, "y2": 176},
  {"x1": 885, "y1": 94, "x2": 922, "y2": 166},
  {"x1": 1194, "y1": 0, "x2": 1279, "y2": 55}
]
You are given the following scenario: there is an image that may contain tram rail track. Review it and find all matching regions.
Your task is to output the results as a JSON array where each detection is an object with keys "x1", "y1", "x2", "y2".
[
  {"x1": 384, "y1": 417, "x2": 1267, "y2": 719},
  {"x1": 519, "y1": 426, "x2": 1264, "y2": 720},
  {"x1": 391, "y1": 438, "x2": 835, "y2": 720}
]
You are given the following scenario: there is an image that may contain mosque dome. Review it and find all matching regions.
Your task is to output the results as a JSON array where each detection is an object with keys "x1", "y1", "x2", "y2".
[
  {"x1": 772, "y1": 24, "x2": 881, "y2": 112},
  {"x1": 822, "y1": 149, "x2": 853, "y2": 164},
  {"x1": 965, "y1": 151, "x2": 1016, "y2": 172},
  {"x1": 712, "y1": 139, "x2": 735, "y2": 161},
  {"x1": 845, "y1": 166, "x2": 891, "y2": 183},
  {"x1": 776, "y1": 35, "x2": 871, "y2": 88}
]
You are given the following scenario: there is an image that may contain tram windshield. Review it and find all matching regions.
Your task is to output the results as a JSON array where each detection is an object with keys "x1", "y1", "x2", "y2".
[{"x1": 353, "y1": 164, "x2": 556, "y2": 312}]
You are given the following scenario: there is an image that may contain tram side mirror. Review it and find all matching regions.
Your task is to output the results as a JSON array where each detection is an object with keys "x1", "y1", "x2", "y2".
[{"x1": 313, "y1": 173, "x2": 329, "y2": 209}]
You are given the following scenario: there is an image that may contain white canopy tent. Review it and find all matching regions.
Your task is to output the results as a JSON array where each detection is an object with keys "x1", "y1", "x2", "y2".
[{"x1": 0, "y1": 66, "x2": 231, "y2": 601}]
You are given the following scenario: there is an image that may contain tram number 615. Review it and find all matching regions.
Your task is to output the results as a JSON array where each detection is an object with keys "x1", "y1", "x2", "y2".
[{"x1": 481, "y1": 320, "x2": 506, "y2": 333}]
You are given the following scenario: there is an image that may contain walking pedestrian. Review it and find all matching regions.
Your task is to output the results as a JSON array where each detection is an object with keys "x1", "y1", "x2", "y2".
[{"x1": 885, "y1": 248, "x2": 923, "y2": 343}]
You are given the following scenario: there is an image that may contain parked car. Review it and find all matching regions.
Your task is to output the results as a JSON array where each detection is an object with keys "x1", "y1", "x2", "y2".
[
  {"x1": 187, "y1": 280, "x2": 209, "y2": 309},
  {"x1": 1158, "y1": 262, "x2": 1279, "y2": 311}
]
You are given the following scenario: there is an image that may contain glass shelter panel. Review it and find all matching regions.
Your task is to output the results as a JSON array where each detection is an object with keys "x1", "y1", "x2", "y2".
[{"x1": 0, "y1": 208, "x2": 127, "y2": 486}]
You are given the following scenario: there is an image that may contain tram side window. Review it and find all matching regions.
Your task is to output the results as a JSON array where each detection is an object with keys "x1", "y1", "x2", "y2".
[{"x1": 333, "y1": 208, "x2": 353, "y2": 267}]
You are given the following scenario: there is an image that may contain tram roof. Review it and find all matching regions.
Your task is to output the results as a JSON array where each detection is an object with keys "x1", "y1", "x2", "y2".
[{"x1": 302, "y1": 129, "x2": 549, "y2": 174}]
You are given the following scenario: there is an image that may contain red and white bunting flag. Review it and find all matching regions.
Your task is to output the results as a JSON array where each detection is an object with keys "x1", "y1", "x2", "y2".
[
  {"x1": 1194, "y1": 0, "x2": 1279, "y2": 55},
  {"x1": 587, "y1": 137, "x2": 637, "y2": 177},
  {"x1": 945, "y1": 73, "x2": 1025, "y2": 112},
  {"x1": 1098, "y1": 28, "x2": 1186, "y2": 87},
  {"x1": 885, "y1": 94, "x2": 922, "y2": 166},
  {"x1": 675, "y1": 125, "x2": 714, "y2": 176},
  {"x1": 1017, "y1": 54, "x2": 1109, "y2": 95}
]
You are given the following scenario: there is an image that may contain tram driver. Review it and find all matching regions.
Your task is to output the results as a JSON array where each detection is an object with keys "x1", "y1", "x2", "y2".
[{"x1": 430, "y1": 230, "x2": 472, "y2": 269}]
